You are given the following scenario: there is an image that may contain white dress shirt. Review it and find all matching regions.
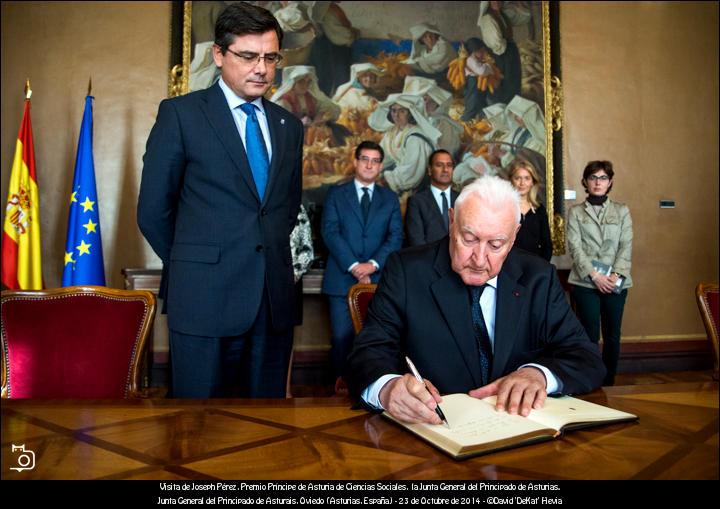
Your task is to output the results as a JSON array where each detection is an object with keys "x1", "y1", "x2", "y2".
[
  {"x1": 354, "y1": 179, "x2": 375, "y2": 202},
  {"x1": 430, "y1": 185, "x2": 451, "y2": 215}
]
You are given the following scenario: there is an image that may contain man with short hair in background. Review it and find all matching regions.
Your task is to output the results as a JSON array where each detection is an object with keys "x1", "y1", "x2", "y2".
[
  {"x1": 321, "y1": 141, "x2": 403, "y2": 393},
  {"x1": 405, "y1": 149, "x2": 459, "y2": 247}
]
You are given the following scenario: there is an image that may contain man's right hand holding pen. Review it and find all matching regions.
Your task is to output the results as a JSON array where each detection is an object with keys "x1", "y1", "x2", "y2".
[{"x1": 379, "y1": 374, "x2": 445, "y2": 425}]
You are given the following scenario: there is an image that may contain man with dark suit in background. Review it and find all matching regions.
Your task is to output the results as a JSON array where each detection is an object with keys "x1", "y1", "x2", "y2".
[
  {"x1": 321, "y1": 141, "x2": 403, "y2": 391},
  {"x1": 137, "y1": 3, "x2": 303, "y2": 398},
  {"x1": 348, "y1": 176, "x2": 605, "y2": 423},
  {"x1": 405, "y1": 149, "x2": 459, "y2": 247}
]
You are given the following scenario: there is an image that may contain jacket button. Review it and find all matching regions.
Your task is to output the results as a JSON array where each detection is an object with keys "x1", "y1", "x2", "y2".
[
  {"x1": 261, "y1": 208, "x2": 267, "y2": 216},
  {"x1": 256, "y1": 245, "x2": 263, "y2": 252}
]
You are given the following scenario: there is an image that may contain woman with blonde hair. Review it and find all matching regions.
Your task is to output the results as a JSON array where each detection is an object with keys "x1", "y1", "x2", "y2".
[{"x1": 508, "y1": 158, "x2": 552, "y2": 260}]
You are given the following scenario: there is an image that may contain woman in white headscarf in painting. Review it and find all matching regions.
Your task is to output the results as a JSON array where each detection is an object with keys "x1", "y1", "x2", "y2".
[
  {"x1": 368, "y1": 93, "x2": 440, "y2": 194},
  {"x1": 271, "y1": 65, "x2": 349, "y2": 146},
  {"x1": 403, "y1": 23, "x2": 457, "y2": 81},
  {"x1": 499, "y1": 94, "x2": 546, "y2": 168},
  {"x1": 403, "y1": 76, "x2": 463, "y2": 158},
  {"x1": 272, "y1": 66, "x2": 340, "y2": 124},
  {"x1": 332, "y1": 63, "x2": 383, "y2": 112}
]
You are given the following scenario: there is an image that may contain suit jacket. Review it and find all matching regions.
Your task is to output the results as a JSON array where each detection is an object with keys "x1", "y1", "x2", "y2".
[
  {"x1": 405, "y1": 187, "x2": 459, "y2": 247},
  {"x1": 321, "y1": 181, "x2": 403, "y2": 296},
  {"x1": 137, "y1": 83, "x2": 303, "y2": 336},
  {"x1": 347, "y1": 238, "x2": 605, "y2": 397}
]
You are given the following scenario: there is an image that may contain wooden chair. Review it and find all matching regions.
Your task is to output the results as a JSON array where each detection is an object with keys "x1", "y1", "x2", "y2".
[
  {"x1": 1, "y1": 286, "x2": 156, "y2": 398},
  {"x1": 347, "y1": 283, "x2": 377, "y2": 334},
  {"x1": 695, "y1": 283, "x2": 719, "y2": 380}
]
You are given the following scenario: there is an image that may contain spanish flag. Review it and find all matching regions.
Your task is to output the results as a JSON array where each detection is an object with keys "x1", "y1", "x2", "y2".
[{"x1": 2, "y1": 93, "x2": 43, "y2": 289}]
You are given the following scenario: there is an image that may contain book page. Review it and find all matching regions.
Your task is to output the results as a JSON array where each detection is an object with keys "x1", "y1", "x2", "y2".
[
  {"x1": 501, "y1": 395, "x2": 637, "y2": 430},
  {"x1": 403, "y1": 394, "x2": 553, "y2": 448}
]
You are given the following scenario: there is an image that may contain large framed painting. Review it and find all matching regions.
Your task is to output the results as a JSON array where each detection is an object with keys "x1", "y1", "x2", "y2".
[{"x1": 170, "y1": 1, "x2": 565, "y2": 261}]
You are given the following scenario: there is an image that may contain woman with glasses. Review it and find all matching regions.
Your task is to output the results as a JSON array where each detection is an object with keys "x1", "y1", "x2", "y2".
[
  {"x1": 567, "y1": 160, "x2": 633, "y2": 386},
  {"x1": 508, "y1": 158, "x2": 552, "y2": 261}
]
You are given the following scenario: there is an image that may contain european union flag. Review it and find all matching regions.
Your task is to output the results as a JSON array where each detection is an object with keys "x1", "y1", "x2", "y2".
[{"x1": 62, "y1": 95, "x2": 105, "y2": 286}]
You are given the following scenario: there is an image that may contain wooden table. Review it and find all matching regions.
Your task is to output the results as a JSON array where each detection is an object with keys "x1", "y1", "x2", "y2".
[{"x1": 2, "y1": 382, "x2": 717, "y2": 480}]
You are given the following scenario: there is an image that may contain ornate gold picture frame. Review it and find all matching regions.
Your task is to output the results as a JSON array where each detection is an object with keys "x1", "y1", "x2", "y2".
[{"x1": 170, "y1": 1, "x2": 564, "y2": 253}]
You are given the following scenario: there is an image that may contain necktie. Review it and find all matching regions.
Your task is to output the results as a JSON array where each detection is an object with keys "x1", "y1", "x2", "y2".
[
  {"x1": 361, "y1": 187, "x2": 370, "y2": 224},
  {"x1": 441, "y1": 191, "x2": 449, "y2": 232},
  {"x1": 239, "y1": 102, "x2": 269, "y2": 200},
  {"x1": 469, "y1": 285, "x2": 493, "y2": 386}
]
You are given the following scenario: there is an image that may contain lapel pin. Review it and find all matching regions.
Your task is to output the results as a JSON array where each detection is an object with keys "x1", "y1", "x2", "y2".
[
  {"x1": 513, "y1": 291, "x2": 520, "y2": 297},
  {"x1": 280, "y1": 118, "x2": 285, "y2": 125}
]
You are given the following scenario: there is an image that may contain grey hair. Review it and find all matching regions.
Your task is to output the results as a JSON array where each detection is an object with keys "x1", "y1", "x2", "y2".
[{"x1": 454, "y1": 176, "x2": 521, "y2": 224}]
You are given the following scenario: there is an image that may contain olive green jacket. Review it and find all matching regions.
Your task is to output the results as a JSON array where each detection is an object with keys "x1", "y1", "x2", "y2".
[{"x1": 567, "y1": 199, "x2": 633, "y2": 289}]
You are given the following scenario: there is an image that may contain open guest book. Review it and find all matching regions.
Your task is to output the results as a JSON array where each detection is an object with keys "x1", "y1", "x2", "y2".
[{"x1": 384, "y1": 393, "x2": 637, "y2": 459}]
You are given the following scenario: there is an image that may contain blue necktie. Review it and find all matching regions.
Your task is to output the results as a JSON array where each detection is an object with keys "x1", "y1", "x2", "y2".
[
  {"x1": 240, "y1": 102, "x2": 269, "y2": 200},
  {"x1": 469, "y1": 285, "x2": 493, "y2": 386},
  {"x1": 361, "y1": 187, "x2": 370, "y2": 224}
]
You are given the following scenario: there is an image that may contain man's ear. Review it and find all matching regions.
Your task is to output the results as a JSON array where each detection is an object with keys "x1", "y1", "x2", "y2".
[
  {"x1": 212, "y1": 44, "x2": 224, "y2": 67},
  {"x1": 509, "y1": 222, "x2": 521, "y2": 247},
  {"x1": 448, "y1": 207, "x2": 455, "y2": 226}
]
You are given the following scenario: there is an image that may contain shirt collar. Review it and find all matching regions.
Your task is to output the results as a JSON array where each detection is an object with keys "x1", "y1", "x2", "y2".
[
  {"x1": 431, "y1": 185, "x2": 450, "y2": 198},
  {"x1": 218, "y1": 78, "x2": 266, "y2": 116},
  {"x1": 485, "y1": 275, "x2": 498, "y2": 290},
  {"x1": 354, "y1": 179, "x2": 375, "y2": 193}
]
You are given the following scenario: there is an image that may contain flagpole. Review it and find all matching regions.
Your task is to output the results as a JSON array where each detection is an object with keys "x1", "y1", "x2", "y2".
[
  {"x1": 25, "y1": 78, "x2": 32, "y2": 99},
  {"x1": 87, "y1": 77, "x2": 92, "y2": 96}
]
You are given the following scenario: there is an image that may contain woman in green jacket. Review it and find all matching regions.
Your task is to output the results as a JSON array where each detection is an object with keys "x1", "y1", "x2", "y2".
[{"x1": 567, "y1": 160, "x2": 633, "y2": 386}]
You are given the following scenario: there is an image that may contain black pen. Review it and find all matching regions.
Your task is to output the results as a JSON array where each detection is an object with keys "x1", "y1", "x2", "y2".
[{"x1": 405, "y1": 356, "x2": 450, "y2": 428}]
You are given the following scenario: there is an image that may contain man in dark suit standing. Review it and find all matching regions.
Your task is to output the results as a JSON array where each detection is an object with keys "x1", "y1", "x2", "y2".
[
  {"x1": 321, "y1": 141, "x2": 403, "y2": 389},
  {"x1": 405, "y1": 149, "x2": 459, "y2": 247},
  {"x1": 348, "y1": 176, "x2": 605, "y2": 423},
  {"x1": 137, "y1": 3, "x2": 303, "y2": 398}
]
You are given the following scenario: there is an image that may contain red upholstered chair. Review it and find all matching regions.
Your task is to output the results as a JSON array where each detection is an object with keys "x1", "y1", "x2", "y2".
[
  {"x1": 696, "y1": 283, "x2": 719, "y2": 380},
  {"x1": 1, "y1": 286, "x2": 156, "y2": 398},
  {"x1": 347, "y1": 283, "x2": 377, "y2": 334}
]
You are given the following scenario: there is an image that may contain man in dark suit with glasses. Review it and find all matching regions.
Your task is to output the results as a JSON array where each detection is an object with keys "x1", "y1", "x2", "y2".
[{"x1": 138, "y1": 3, "x2": 303, "y2": 398}]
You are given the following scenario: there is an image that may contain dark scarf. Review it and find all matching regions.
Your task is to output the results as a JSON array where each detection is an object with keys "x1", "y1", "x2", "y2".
[{"x1": 587, "y1": 195, "x2": 608, "y2": 206}]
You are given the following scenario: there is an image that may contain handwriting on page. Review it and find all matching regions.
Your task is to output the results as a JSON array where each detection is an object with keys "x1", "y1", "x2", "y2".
[{"x1": 445, "y1": 414, "x2": 516, "y2": 437}]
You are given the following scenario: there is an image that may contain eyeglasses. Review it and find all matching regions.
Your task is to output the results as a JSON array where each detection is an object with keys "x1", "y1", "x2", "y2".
[
  {"x1": 358, "y1": 156, "x2": 382, "y2": 165},
  {"x1": 225, "y1": 48, "x2": 283, "y2": 66},
  {"x1": 587, "y1": 175, "x2": 610, "y2": 182}
]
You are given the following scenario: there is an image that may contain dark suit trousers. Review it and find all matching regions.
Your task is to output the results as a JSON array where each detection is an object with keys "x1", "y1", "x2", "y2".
[
  {"x1": 571, "y1": 285, "x2": 628, "y2": 386},
  {"x1": 169, "y1": 287, "x2": 293, "y2": 398},
  {"x1": 328, "y1": 295, "x2": 355, "y2": 378}
]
